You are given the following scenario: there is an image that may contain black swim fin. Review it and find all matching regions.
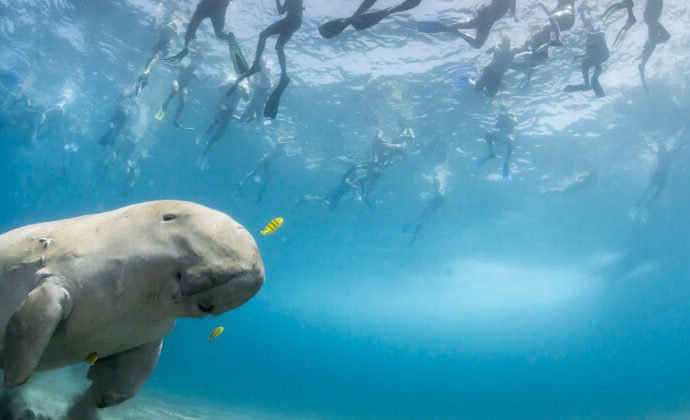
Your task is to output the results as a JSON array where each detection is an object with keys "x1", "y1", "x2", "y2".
[
  {"x1": 318, "y1": 18, "x2": 352, "y2": 39},
  {"x1": 263, "y1": 76, "x2": 290, "y2": 119},
  {"x1": 564, "y1": 84, "x2": 590, "y2": 92},
  {"x1": 351, "y1": 0, "x2": 421, "y2": 30},
  {"x1": 164, "y1": 47, "x2": 188, "y2": 63},
  {"x1": 227, "y1": 33, "x2": 249, "y2": 74}
]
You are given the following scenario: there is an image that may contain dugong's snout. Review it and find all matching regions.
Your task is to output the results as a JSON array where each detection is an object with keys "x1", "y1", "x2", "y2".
[{"x1": 171, "y1": 207, "x2": 265, "y2": 317}]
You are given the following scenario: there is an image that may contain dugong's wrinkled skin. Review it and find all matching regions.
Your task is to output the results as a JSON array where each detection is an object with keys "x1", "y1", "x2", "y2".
[{"x1": 0, "y1": 201, "x2": 264, "y2": 408}]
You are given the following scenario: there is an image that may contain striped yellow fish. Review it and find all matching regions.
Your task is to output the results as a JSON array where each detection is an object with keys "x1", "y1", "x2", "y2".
[
  {"x1": 260, "y1": 217, "x2": 283, "y2": 235},
  {"x1": 85, "y1": 352, "x2": 98, "y2": 364},
  {"x1": 208, "y1": 326, "x2": 224, "y2": 342}
]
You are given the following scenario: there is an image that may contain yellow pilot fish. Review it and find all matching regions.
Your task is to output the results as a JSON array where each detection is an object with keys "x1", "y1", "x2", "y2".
[
  {"x1": 85, "y1": 352, "x2": 98, "y2": 364},
  {"x1": 208, "y1": 326, "x2": 224, "y2": 342},
  {"x1": 260, "y1": 217, "x2": 283, "y2": 235}
]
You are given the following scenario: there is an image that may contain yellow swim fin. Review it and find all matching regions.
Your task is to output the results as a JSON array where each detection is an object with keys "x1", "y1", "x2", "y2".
[{"x1": 154, "y1": 107, "x2": 166, "y2": 121}]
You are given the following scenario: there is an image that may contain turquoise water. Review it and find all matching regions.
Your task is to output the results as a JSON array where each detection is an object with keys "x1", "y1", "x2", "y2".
[{"x1": 2, "y1": 0, "x2": 690, "y2": 418}]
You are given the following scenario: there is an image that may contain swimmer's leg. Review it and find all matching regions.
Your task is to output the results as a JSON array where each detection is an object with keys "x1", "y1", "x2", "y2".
[
  {"x1": 247, "y1": 20, "x2": 286, "y2": 77},
  {"x1": 591, "y1": 64, "x2": 605, "y2": 97},
  {"x1": 210, "y1": 10, "x2": 231, "y2": 40},
  {"x1": 173, "y1": 87, "x2": 188, "y2": 127},
  {"x1": 457, "y1": 23, "x2": 490, "y2": 49}
]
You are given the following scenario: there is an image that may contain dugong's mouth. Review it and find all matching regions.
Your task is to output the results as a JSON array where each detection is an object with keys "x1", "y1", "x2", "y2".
[{"x1": 198, "y1": 303, "x2": 214, "y2": 313}]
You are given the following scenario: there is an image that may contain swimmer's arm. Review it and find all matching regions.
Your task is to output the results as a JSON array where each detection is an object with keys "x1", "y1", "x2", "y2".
[{"x1": 508, "y1": 0, "x2": 517, "y2": 17}]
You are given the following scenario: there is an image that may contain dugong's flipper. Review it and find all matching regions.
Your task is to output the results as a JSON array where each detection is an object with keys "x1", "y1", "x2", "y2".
[
  {"x1": 3, "y1": 280, "x2": 73, "y2": 387},
  {"x1": 84, "y1": 340, "x2": 162, "y2": 408}
]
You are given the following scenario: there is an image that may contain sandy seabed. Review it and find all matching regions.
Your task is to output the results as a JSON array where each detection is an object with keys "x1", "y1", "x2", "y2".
[{"x1": 2, "y1": 369, "x2": 280, "y2": 420}]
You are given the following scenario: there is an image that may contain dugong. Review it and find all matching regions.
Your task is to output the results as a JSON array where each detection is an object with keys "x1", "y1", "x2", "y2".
[{"x1": 0, "y1": 201, "x2": 264, "y2": 408}]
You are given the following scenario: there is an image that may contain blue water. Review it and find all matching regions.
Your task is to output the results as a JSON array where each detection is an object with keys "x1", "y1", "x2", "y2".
[{"x1": 2, "y1": 0, "x2": 690, "y2": 418}]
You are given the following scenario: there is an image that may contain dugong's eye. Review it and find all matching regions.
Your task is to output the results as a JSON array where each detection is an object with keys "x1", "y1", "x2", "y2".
[{"x1": 162, "y1": 214, "x2": 177, "y2": 222}]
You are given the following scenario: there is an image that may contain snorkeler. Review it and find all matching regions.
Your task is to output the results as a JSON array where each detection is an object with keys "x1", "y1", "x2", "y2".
[
  {"x1": 155, "y1": 54, "x2": 203, "y2": 129},
  {"x1": 417, "y1": 0, "x2": 516, "y2": 49},
  {"x1": 403, "y1": 173, "x2": 446, "y2": 245},
  {"x1": 629, "y1": 142, "x2": 672, "y2": 223},
  {"x1": 541, "y1": 170, "x2": 597, "y2": 197},
  {"x1": 475, "y1": 35, "x2": 523, "y2": 98},
  {"x1": 512, "y1": 26, "x2": 551, "y2": 88},
  {"x1": 235, "y1": 141, "x2": 294, "y2": 202},
  {"x1": 224, "y1": 0, "x2": 303, "y2": 119},
  {"x1": 318, "y1": 0, "x2": 422, "y2": 39},
  {"x1": 295, "y1": 163, "x2": 383, "y2": 211},
  {"x1": 240, "y1": 62, "x2": 272, "y2": 122},
  {"x1": 98, "y1": 94, "x2": 131, "y2": 147},
  {"x1": 134, "y1": 19, "x2": 180, "y2": 96},
  {"x1": 165, "y1": 0, "x2": 247, "y2": 74},
  {"x1": 537, "y1": 0, "x2": 575, "y2": 46},
  {"x1": 477, "y1": 105, "x2": 515, "y2": 179},
  {"x1": 601, "y1": 0, "x2": 636, "y2": 48},
  {"x1": 201, "y1": 81, "x2": 248, "y2": 159},
  {"x1": 639, "y1": 0, "x2": 670, "y2": 91},
  {"x1": 564, "y1": 5, "x2": 609, "y2": 97}
]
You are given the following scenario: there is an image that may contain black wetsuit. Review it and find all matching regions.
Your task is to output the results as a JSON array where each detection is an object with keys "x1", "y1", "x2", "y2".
[
  {"x1": 565, "y1": 31, "x2": 609, "y2": 97},
  {"x1": 185, "y1": 0, "x2": 232, "y2": 44},
  {"x1": 226, "y1": 0, "x2": 303, "y2": 118},
  {"x1": 455, "y1": 0, "x2": 516, "y2": 49},
  {"x1": 644, "y1": 0, "x2": 669, "y2": 45},
  {"x1": 549, "y1": 0, "x2": 575, "y2": 31}
]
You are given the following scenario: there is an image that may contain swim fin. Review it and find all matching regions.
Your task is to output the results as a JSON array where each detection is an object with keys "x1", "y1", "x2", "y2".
[
  {"x1": 564, "y1": 84, "x2": 590, "y2": 92},
  {"x1": 154, "y1": 107, "x2": 166, "y2": 121},
  {"x1": 351, "y1": 0, "x2": 420, "y2": 30},
  {"x1": 417, "y1": 21, "x2": 451, "y2": 34},
  {"x1": 164, "y1": 47, "x2": 188, "y2": 63},
  {"x1": 263, "y1": 76, "x2": 290, "y2": 119},
  {"x1": 227, "y1": 33, "x2": 249, "y2": 74},
  {"x1": 454, "y1": 70, "x2": 470, "y2": 88},
  {"x1": 638, "y1": 64, "x2": 650, "y2": 93},
  {"x1": 318, "y1": 18, "x2": 352, "y2": 39},
  {"x1": 351, "y1": 9, "x2": 391, "y2": 30}
]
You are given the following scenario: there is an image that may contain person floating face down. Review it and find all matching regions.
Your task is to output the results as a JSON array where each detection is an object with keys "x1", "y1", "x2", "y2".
[
  {"x1": 564, "y1": 6, "x2": 609, "y2": 98},
  {"x1": 416, "y1": 0, "x2": 516, "y2": 49},
  {"x1": 155, "y1": 53, "x2": 203, "y2": 129},
  {"x1": 224, "y1": 0, "x2": 304, "y2": 120},
  {"x1": 240, "y1": 61, "x2": 272, "y2": 122},
  {"x1": 639, "y1": 0, "x2": 670, "y2": 91},
  {"x1": 166, "y1": 0, "x2": 233, "y2": 63},
  {"x1": 475, "y1": 35, "x2": 523, "y2": 98},
  {"x1": 403, "y1": 168, "x2": 447, "y2": 245},
  {"x1": 201, "y1": 81, "x2": 249, "y2": 158},
  {"x1": 601, "y1": 0, "x2": 636, "y2": 49},
  {"x1": 134, "y1": 19, "x2": 180, "y2": 96},
  {"x1": 235, "y1": 141, "x2": 296, "y2": 202},
  {"x1": 512, "y1": 26, "x2": 552, "y2": 89},
  {"x1": 476, "y1": 105, "x2": 516, "y2": 179},
  {"x1": 318, "y1": 0, "x2": 423, "y2": 39},
  {"x1": 98, "y1": 93, "x2": 132, "y2": 147},
  {"x1": 629, "y1": 141, "x2": 673, "y2": 223},
  {"x1": 536, "y1": 0, "x2": 575, "y2": 46}
]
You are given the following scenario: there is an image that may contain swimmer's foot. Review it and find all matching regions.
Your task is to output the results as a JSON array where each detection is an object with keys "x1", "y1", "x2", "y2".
[
  {"x1": 173, "y1": 121, "x2": 194, "y2": 130},
  {"x1": 628, "y1": 206, "x2": 638, "y2": 220}
]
